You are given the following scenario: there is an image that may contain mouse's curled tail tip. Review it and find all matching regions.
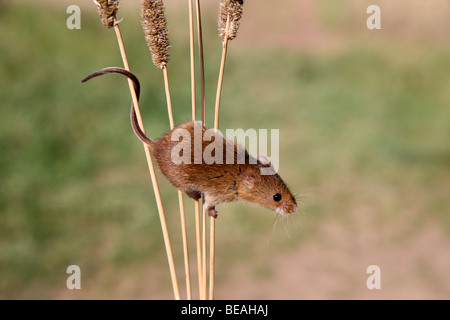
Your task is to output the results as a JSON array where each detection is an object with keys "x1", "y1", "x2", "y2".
[
  {"x1": 81, "y1": 67, "x2": 155, "y2": 148},
  {"x1": 81, "y1": 67, "x2": 140, "y2": 99}
]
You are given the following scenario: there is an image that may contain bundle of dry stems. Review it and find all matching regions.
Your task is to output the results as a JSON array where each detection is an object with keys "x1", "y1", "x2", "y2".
[{"x1": 90, "y1": 0, "x2": 244, "y2": 300}]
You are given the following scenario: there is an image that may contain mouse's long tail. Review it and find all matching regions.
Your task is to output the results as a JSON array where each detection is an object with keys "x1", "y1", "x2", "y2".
[{"x1": 81, "y1": 67, "x2": 155, "y2": 148}]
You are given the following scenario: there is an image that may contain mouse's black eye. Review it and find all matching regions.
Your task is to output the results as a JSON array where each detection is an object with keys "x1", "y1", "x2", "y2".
[{"x1": 273, "y1": 193, "x2": 282, "y2": 202}]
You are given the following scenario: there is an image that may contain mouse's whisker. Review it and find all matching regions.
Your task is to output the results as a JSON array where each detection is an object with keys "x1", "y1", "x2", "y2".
[
  {"x1": 299, "y1": 207, "x2": 313, "y2": 220},
  {"x1": 270, "y1": 213, "x2": 281, "y2": 242},
  {"x1": 282, "y1": 214, "x2": 291, "y2": 239},
  {"x1": 290, "y1": 213, "x2": 304, "y2": 230}
]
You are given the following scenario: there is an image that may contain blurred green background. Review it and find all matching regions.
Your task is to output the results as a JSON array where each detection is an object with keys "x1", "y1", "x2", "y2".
[{"x1": 1, "y1": 0, "x2": 449, "y2": 299}]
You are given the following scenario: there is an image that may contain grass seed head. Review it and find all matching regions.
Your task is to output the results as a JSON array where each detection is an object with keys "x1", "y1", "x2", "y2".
[
  {"x1": 218, "y1": 0, "x2": 244, "y2": 41},
  {"x1": 95, "y1": 0, "x2": 120, "y2": 28},
  {"x1": 141, "y1": 0, "x2": 170, "y2": 69}
]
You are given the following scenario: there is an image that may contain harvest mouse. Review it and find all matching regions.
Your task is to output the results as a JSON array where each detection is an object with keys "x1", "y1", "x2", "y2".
[{"x1": 82, "y1": 67, "x2": 297, "y2": 218}]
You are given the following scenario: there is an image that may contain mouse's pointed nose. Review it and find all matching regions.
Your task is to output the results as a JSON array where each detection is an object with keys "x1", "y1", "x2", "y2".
[
  {"x1": 279, "y1": 201, "x2": 298, "y2": 214},
  {"x1": 289, "y1": 203, "x2": 298, "y2": 213}
]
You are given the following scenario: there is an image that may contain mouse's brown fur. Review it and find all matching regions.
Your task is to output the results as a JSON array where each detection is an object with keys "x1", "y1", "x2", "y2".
[{"x1": 82, "y1": 67, "x2": 298, "y2": 218}]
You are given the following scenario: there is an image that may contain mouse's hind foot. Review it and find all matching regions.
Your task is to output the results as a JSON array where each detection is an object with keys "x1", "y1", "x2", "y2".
[
  {"x1": 208, "y1": 208, "x2": 218, "y2": 218},
  {"x1": 203, "y1": 204, "x2": 218, "y2": 218}
]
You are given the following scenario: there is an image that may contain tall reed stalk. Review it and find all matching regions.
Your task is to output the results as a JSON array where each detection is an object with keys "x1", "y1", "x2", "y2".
[
  {"x1": 140, "y1": 0, "x2": 193, "y2": 300},
  {"x1": 210, "y1": 0, "x2": 244, "y2": 300},
  {"x1": 94, "y1": 0, "x2": 181, "y2": 300},
  {"x1": 187, "y1": 0, "x2": 207, "y2": 300},
  {"x1": 215, "y1": 0, "x2": 243, "y2": 129},
  {"x1": 196, "y1": 0, "x2": 206, "y2": 124}
]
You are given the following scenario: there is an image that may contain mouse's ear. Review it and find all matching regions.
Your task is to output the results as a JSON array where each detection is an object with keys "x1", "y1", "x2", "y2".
[{"x1": 241, "y1": 171, "x2": 259, "y2": 189}]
